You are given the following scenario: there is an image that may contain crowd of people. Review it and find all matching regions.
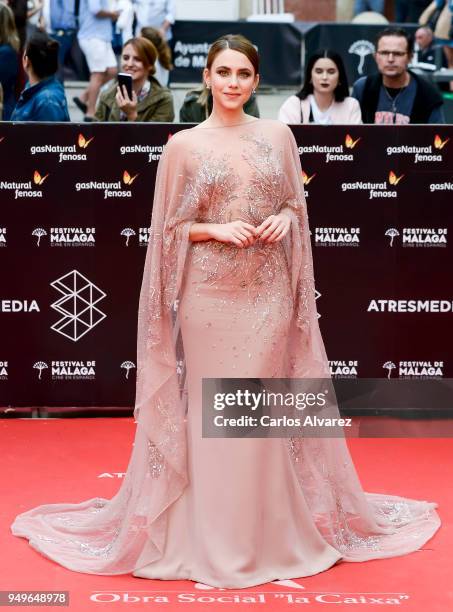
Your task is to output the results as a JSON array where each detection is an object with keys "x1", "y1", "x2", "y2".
[{"x1": 0, "y1": 0, "x2": 451, "y2": 124}]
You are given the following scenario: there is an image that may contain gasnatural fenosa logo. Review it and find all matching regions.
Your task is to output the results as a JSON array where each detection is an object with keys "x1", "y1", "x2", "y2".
[
  {"x1": 341, "y1": 171, "x2": 403, "y2": 200},
  {"x1": 74, "y1": 171, "x2": 139, "y2": 199},
  {"x1": 299, "y1": 134, "x2": 360, "y2": 163},
  {"x1": 302, "y1": 170, "x2": 316, "y2": 185},
  {"x1": 386, "y1": 134, "x2": 449, "y2": 163},
  {"x1": 0, "y1": 171, "x2": 49, "y2": 199},
  {"x1": 302, "y1": 170, "x2": 316, "y2": 198},
  {"x1": 120, "y1": 143, "x2": 165, "y2": 163},
  {"x1": 345, "y1": 134, "x2": 361, "y2": 149},
  {"x1": 78, "y1": 133, "x2": 94, "y2": 149},
  {"x1": 29, "y1": 133, "x2": 94, "y2": 162}
]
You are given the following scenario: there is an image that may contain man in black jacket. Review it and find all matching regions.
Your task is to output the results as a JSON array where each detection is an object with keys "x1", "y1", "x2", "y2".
[{"x1": 352, "y1": 27, "x2": 445, "y2": 124}]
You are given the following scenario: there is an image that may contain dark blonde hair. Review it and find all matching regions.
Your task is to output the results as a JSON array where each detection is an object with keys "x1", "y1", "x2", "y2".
[
  {"x1": 199, "y1": 34, "x2": 259, "y2": 105},
  {"x1": 122, "y1": 37, "x2": 158, "y2": 76},
  {"x1": 0, "y1": 3, "x2": 20, "y2": 51},
  {"x1": 140, "y1": 27, "x2": 173, "y2": 71}
]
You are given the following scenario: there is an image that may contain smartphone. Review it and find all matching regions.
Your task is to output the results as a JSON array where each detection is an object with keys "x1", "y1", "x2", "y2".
[{"x1": 118, "y1": 72, "x2": 133, "y2": 99}]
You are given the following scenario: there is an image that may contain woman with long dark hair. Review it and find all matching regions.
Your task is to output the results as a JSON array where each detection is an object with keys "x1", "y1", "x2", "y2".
[{"x1": 279, "y1": 49, "x2": 361, "y2": 124}]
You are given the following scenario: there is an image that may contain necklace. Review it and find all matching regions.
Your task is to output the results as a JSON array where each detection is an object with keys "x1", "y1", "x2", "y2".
[
  {"x1": 383, "y1": 74, "x2": 410, "y2": 123},
  {"x1": 383, "y1": 86, "x2": 404, "y2": 123}
]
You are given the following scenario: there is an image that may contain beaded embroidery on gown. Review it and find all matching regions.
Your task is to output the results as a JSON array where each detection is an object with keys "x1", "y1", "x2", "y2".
[{"x1": 11, "y1": 119, "x2": 440, "y2": 588}]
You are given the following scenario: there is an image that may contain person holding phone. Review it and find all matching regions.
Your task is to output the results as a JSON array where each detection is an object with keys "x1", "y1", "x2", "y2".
[{"x1": 94, "y1": 35, "x2": 174, "y2": 121}]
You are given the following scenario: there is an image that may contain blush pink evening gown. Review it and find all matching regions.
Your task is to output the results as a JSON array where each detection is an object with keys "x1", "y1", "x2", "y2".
[{"x1": 11, "y1": 119, "x2": 440, "y2": 588}]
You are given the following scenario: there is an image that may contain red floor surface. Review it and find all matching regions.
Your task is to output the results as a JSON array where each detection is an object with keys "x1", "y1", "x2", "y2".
[{"x1": 1, "y1": 418, "x2": 452, "y2": 611}]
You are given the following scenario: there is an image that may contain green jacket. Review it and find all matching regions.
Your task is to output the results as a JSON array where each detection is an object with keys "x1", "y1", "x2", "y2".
[
  {"x1": 179, "y1": 89, "x2": 260, "y2": 123},
  {"x1": 95, "y1": 76, "x2": 175, "y2": 122}
]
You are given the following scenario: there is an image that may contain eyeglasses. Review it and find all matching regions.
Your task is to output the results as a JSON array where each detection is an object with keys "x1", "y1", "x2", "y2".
[{"x1": 376, "y1": 51, "x2": 408, "y2": 58}]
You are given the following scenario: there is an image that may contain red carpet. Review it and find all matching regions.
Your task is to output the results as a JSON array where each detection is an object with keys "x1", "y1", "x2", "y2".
[{"x1": 1, "y1": 418, "x2": 451, "y2": 611}]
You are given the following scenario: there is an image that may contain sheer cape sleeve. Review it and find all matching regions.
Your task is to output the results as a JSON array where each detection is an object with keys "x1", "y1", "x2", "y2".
[
  {"x1": 277, "y1": 123, "x2": 440, "y2": 560},
  {"x1": 10, "y1": 131, "x2": 198, "y2": 574}
]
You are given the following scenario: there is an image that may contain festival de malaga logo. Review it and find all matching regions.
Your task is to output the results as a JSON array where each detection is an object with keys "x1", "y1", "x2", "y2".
[
  {"x1": 120, "y1": 227, "x2": 150, "y2": 246},
  {"x1": 384, "y1": 227, "x2": 447, "y2": 247},
  {"x1": 0, "y1": 361, "x2": 8, "y2": 380},
  {"x1": 0, "y1": 227, "x2": 6, "y2": 248},
  {"x1": 33, "y1": 360, "x2": 96, "y2": 380},
  {"x1": 315, "y1": 227, "x2": 360, "y2": 247},
  {"x1": 382, "y1": 360, "x2": 444, "y2": 379},
  {"x1": 329, "y1": 360, "x2": 359, "y2": 378},
  {"x1": 31, "y1": 226, "x2": 96, "y2": 247}
]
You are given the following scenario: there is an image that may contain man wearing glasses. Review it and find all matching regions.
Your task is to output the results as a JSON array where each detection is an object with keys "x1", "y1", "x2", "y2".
[{"x1": 352, "y1": 27, "x2": 445, "y2": 124}]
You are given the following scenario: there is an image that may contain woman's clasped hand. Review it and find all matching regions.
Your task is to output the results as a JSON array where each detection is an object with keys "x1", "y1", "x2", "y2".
[{"x1": 210, "y1": 213, "x2": 291, "y2": 248}]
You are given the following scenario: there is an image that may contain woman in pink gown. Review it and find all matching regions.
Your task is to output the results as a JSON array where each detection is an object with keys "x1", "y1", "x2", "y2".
[{"x1": 11, "y1": 35, "x2": 440, "y2": 588}]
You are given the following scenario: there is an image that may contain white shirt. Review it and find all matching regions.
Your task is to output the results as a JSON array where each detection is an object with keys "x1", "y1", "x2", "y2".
[
  {"x1": 278, "y1": 94, "x2": 362, "y2": 125},
  {"x1": 133, "y1": 0, "x2": 175, "y2": 39}
]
